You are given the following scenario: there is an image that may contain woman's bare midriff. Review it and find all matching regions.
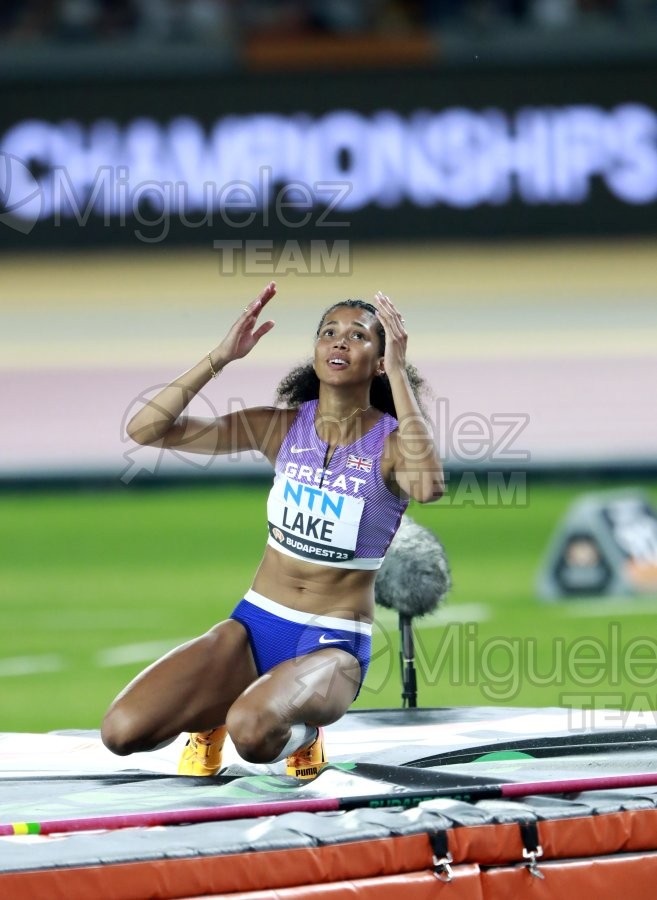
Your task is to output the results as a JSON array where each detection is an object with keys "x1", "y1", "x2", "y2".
[{"x1": 251, "y1": 545, "x2": 377, "y2": 622}]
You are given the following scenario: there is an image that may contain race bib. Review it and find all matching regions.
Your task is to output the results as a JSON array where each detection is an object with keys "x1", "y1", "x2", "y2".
[{"x1": 267, "y1": 475, "x2": 365, "y2": 563}]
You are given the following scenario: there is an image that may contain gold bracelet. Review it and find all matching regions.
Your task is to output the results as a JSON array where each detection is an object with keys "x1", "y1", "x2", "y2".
[{"x1": 207, "y1": 353, "x2": 221, "y2": 379}]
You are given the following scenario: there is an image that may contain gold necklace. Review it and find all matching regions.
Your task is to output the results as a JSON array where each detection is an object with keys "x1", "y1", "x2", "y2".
[
  {"x1": 338, "y1": 404, "x2": 372, "y2": 422},
  {"x1": 319, "y1": 404, "x2": 372, "y2": 423}
]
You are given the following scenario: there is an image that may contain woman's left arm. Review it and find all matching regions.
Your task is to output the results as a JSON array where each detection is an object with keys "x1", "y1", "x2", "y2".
[{"x1": 374, "y1": 292, "x2": 445, "y2": 504}]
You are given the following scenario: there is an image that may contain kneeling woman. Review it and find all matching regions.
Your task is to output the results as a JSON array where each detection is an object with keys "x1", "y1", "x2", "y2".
[{"x1": 101, "y1": 282, "x2": 444, "y2": 778}]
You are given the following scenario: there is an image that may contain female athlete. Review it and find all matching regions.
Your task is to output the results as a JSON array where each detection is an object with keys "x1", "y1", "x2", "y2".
[{"x1": 101, "y1": 281, "x2": 443, "y2": 778}]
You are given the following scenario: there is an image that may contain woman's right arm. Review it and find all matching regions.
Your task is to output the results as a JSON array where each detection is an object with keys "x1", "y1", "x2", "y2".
[{"x1": 125, "y1": 281, "x2": 291, "y2": 461}]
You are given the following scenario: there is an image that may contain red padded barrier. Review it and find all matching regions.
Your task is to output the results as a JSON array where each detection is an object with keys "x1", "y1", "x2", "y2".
[
  {"x1": 3, "y1": 808, "x2": 657, "y2": 900},
  {"x1": 190, "y1": 866, "x2": 483, "y2": 899},
  {"x1": 481, "y1": 852, "x2": 657, "y2": 899}
]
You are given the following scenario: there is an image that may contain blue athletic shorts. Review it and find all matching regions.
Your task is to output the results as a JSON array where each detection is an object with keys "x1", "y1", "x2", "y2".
[{"x1": 230, "y1": 589, "x2": 372, "y2": 698}]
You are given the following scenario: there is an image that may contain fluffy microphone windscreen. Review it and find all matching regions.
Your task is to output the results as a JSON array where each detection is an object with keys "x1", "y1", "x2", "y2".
[{"x1": 375, "y1": 515, "x2": 451, "y2": 617}]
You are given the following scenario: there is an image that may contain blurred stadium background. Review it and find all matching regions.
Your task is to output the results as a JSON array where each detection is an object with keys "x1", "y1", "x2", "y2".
[{"x1": 1, "y1": 0, "x2": 657, "y2": 732}]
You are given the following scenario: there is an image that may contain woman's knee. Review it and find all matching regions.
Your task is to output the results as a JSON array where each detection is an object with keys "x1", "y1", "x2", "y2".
[
  {"x1": 225, "y1": 701, "x2": 286, "y2": 764},
  {"x1": 101, "y1": 705, "x2": 150, "y2": 756}
]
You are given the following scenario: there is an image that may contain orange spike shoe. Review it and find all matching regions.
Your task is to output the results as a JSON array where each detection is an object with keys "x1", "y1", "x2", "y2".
[
  {"x1": 285, "y1": 726, "x2": 327, "y2": 780},
  {"x1": 177, "y1": 725, "x2": 227, "y2": 776}
]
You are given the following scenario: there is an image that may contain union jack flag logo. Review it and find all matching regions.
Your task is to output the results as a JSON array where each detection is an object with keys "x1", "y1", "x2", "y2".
[{"x1": 347, "y1": 454, "x2": 373, "y2": 473}]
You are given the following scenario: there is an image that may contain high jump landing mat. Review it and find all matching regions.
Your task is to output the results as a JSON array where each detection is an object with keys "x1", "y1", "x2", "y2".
[{"x1": 2, "y1": 706, "x2": 657, "y2": 900}]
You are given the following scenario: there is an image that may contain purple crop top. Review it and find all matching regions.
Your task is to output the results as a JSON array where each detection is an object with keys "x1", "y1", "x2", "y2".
[{"x1": 266, "y1": 399, "x2": 408, "y2": 569}]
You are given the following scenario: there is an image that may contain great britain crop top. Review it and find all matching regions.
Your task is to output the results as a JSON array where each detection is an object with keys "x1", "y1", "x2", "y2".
[{"x1": 266, "y1": 399, "x2": 408, "y2": 569}]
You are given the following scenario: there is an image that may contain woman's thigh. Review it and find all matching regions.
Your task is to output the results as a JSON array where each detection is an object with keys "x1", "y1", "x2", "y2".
[{"x1": 102, "y1": 619, "x2": 258, "y2": 752}]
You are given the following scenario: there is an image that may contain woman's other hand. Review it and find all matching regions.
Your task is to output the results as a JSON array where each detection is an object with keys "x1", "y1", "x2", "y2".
[
  {"x1": 211, "y1": 281, "x2": 277, "y2": 370},
  {"x1": 372, "y1": 291, "x2": 407, "y2": 376}
]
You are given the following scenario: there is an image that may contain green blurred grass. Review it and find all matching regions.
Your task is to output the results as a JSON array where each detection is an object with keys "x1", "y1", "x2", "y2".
[{"x1": 1, "y1": 479, "x2": 657, "y2": 732}]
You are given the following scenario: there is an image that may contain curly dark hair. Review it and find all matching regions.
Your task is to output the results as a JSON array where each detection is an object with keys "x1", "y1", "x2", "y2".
[{"x1": 275, "y1": 299, "x2": 429, "y2": 419}]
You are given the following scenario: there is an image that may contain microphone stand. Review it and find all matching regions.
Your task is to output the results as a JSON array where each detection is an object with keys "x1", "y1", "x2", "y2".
[{"x1": 399, "y1": 613, "x2": 417, "y2": 708}]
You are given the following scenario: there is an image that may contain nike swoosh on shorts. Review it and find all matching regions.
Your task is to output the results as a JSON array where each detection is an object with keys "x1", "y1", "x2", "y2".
[{"x1": 318, "y1": 634, "x2": 348, "y2": 644}]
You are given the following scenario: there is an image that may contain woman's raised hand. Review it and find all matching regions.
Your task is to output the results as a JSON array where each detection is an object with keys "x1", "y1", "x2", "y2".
[
  {"x1": 211, "y1": 281, "x2": 277, "y2": 368},
  {"x1": 372, "y1": 291, "x2": 407, "y2": 375}
]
